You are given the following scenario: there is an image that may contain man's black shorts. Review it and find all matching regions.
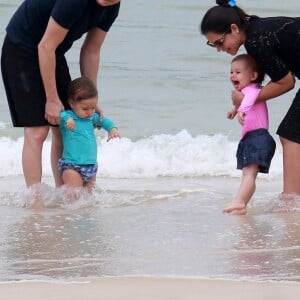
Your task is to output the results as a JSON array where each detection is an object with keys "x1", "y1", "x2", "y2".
[{"x1": 1, "y1": 35, "x2": 71, "y2": 127}]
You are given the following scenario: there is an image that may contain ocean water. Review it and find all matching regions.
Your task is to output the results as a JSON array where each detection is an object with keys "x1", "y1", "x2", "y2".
[{"x1": 0, "y1": 0, "x2": 300, "y2": 282}]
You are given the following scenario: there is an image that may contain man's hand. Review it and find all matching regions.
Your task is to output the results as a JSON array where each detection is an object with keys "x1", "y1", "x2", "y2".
[
  {"x1": 45, "y1": 98, "x2": 64, "y2": 125},
  {"x1": 96, "y1": 105, "x2": 104, "y2": 120}
]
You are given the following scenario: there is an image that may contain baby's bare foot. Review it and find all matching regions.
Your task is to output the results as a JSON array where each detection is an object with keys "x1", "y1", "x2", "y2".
[
  {"x1": 228, "y1": 207, "x2": 247, "y2": 215},
  {"x1": 223, "y1": 203, "x2": 246, "y2": 214}
]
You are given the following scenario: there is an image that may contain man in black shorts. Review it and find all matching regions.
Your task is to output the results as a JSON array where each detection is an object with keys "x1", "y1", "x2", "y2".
[{"x1": 1, "y1": 0, "x2": 120, "y2": 192}]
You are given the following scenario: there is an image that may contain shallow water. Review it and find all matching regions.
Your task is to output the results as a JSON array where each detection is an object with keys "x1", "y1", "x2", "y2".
[
  {"x1": 0, "y1": 176, "x2": 299, "y2": 282},
  {"x1": 0, "y1": 0, "x2": 300, "y2": 282}
]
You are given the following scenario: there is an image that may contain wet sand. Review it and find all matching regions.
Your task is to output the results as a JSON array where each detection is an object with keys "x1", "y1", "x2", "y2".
[{"x1": 1, "y1": 277, "x2": 300, "y2": 300}]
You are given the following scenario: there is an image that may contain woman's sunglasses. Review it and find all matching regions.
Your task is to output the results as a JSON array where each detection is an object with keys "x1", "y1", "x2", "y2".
[{"x1": 206, "y1": 28, "x2": 231, "y2": 48}]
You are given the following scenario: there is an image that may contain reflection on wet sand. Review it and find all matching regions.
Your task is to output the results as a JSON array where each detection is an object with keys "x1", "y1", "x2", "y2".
[
  {"x1": 1, "y1": 193, "x2": 300, "y2": 281},
  {"x1": 6, "y1": 210, "x2": 111, "y2": 279},
  {"x1": 229, "y1": 213, "x2": 300, "y2": 281}
]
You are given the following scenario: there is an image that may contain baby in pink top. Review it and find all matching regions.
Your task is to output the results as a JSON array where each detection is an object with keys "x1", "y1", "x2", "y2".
[
  {"x1": 227, "y1": 54, "x2": 268, "y2": 138},
  {"x1": 237, "y1": 83, "x2": 268, "y2": 138},
  {"x1": 224, "y1": 54, "x2": 276, "y2": 215}
]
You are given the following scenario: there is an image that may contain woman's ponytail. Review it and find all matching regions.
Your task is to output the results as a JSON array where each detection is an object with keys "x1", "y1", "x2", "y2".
[
  {"x1": 216, "y1": 0, "x2": 236, "y2": 7},
  {"x1": 200, "y1": 1, "x2": 259, "y2": 35}
]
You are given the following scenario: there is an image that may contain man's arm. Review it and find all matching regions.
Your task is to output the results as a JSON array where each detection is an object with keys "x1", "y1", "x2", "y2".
[
  {"x1": 80, "y1": 27, "x2": 107, "y2": 85},
  {"x1": 38, "y1": 17, "x2": 68, "y2": 125}
]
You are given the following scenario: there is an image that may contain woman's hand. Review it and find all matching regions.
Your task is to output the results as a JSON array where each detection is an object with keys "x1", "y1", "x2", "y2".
[{"x1": 237, "y1": 111, "x2": 245, "y2": 125}]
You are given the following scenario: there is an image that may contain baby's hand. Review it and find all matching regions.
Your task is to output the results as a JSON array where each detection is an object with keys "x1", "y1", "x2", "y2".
[
  {"x1": 107, "y1": 128, "x2": 121, "y2": 141},
  {"x1": 227, "y1": 108, "x2": 237, "y2": 120},
  {"x1": 66, "y1": 118, "x2": 75, "y2": 130}
]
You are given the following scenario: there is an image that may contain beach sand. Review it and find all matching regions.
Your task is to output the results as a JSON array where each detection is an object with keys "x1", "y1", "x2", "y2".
[{"x1": 1, "y1": 277, "x2": 300, "y2": 300}]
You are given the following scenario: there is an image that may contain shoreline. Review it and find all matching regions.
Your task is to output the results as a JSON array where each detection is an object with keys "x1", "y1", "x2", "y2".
[{"x1": 1, "y1": 276, "x2": 300, "y2": 300}]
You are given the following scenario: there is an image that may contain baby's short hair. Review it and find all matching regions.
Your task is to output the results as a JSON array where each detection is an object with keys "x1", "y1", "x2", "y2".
[{"x1": 68, "y1": 76, "x2": 98, "y2": 103}]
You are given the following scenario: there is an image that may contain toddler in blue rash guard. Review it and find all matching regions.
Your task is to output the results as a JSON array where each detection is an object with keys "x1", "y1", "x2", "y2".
[{"x1": 59, "y1": 76, "x2": 121, "y2": 190}]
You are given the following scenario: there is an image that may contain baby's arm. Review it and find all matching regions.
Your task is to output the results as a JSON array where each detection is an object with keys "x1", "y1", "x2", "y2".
[
  {"x1": 66, "y1": 117, "x2": 75, "y2": 130},
  {"x1": 60, "y1": 111, "x2": 75, "y2": 130},
  {"x1": 227, "y1": 107, "x2": 237, "y2": 120},
  {"x1": 237, "y1": 86, "x2": 260, "y2": 125},
  {"x1": 107, "y1": 127, "x2": 121, "y2": 141},
  {"x1": 95, "y1": 115, "x2": 121, "y2": 141},
  {"x1": 231, "y1": 90, "x2": 244, "y2": 108}
]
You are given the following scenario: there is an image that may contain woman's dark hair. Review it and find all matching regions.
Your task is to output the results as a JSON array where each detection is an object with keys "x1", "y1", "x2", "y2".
[
  {"x1": 232, "y1": 54, "x2": 265, "y2": 85},
  {"x1": 68, "y1": 76, "x2": 98, "y2": 103},
  {"x1": 200, "y1": 0, "x2": 259, "y2": 34}
]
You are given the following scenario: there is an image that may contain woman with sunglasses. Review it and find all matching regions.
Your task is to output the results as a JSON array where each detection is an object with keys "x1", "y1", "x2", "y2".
[{"x1": 200, "y1": 0, "x2": 300, "y2": 199}]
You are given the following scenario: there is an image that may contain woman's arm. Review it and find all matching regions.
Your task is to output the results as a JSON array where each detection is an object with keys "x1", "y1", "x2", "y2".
[
  {"x1": 38, "y1": 17, "x2": 68, "y2": 125},
  {"x1": 256, "y1": 71, "x2": 295, "y2": 102},
  {"x1": 232, "y1": 71, "x2": 295, "y2": 107}
]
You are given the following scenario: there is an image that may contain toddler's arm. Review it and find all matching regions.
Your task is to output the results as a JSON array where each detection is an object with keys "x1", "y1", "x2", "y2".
[
  {"x1": 94, "y1": 114, "x2": 121, "y2": 141},
  {"x1": 231, "y1": 90, "x2": 244, "y2": 108},
  {"x1": 107, "y1": 127, "x2": 121, "y2": 141},
  {"x1": 227, "y1": 107, "x2": 237, "y2": 120}
]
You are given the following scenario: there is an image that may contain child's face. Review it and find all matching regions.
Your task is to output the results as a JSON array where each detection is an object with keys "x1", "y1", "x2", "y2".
[
  {"x1": 230, "y1": 60, "x2": 258, "y2": 91},
  {"x1": 70, "y1": 97, "x2": 97, "y2": 119}
]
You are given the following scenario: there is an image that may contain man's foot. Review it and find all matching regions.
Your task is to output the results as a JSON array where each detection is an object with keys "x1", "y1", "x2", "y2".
[{"x1": 29, "y1": 184, "x2": 45, "y2": 210}]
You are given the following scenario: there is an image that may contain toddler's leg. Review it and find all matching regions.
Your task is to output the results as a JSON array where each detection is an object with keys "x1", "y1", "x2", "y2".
[
  {"x1": 61, "y1": 169, "x2": 84, "y2": 202},
  {"x1": 223, "y1": 164, "x2": 259, "y2": 215},
  {"x1": 85, "y1": 175, "x2": 96, "y2": 192},
  {"x1": 62, "y1": 169, "x2": 84, "y2": 187}
]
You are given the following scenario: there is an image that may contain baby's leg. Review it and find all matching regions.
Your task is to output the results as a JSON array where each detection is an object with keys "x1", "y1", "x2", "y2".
[
  {"x1": 62, "y1": 169, "x2": 84, "y2": 188},
  {"x1": 85, "y1": 175, "x2": 96, "y2": 192},
  {"x1": 223, "y1": 164, "x2": 259, "y2": 214},
  {"x1": 61, "y1": 169, "x2": 84, "y2": 202}
]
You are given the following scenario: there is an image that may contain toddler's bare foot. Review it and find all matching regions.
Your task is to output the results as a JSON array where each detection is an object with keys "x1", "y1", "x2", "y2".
[
  {"x1": 31, "y1": 198, "x2": 45, "y2": 210},
  {"x1": 228, "y1": 207, "x2": 247, "y2": 215},
  {"x1": 223, "y1": 203, "x2": 246, "y2": 214}
]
